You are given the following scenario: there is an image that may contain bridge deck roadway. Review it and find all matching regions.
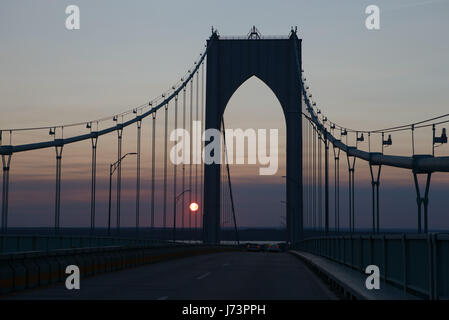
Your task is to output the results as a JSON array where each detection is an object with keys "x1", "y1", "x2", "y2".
[{"x1": 4, "y1": 251, "x2": 336, "y2": 300}]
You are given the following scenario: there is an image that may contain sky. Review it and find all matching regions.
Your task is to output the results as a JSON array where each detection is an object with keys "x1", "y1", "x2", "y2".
[{"x1": 1, "y1": 0, "x2": 449, "y2": 230}]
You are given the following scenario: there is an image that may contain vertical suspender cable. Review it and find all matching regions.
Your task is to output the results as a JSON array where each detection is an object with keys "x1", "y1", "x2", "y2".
[
  {"x1": 312, "y1": 126, "x2": 316, "y2": 230},
  {"x1": 303, "y1": 119, "x2": 306, "y2": 229},
  {"x1": 163, "y1": 103, "x2": 169, "y2": 230},
  {"x1": 151, "y1": 112, "x2": 156, "y2": 231},
  {"x1": 116, "y1": 126, "x2": 123, "y2": 234},
  {"x1": 334, "y1": 145, "x2": 337, "y2": 231},
  {"x1": 352, "y1": 158, "x2": 355, "y2": 232},
  {"x1": 324, "y1": 130, "x2": 329, "y2": 235},
  {"x1": 316, "y1": 132, "x2": 321, "y2": 231},
  {"x1": 376, "y1": 170, "x2": 381, "y2": 233},
  {"x1": 347, "y1": 154, "x2": 351, "y2": 232},
  {"x1": 90, "y1": 134, "x2": 98, "y2": 234},
  {"x1": 308, "y1": 121, "x2": 311, "y2": 230},
  {"x1": 317, "y1": 132, "x2": 323, "y2": 232},
  {"x1": 223, "y1": 138, "x2": 226, "y2": 228},
  {"x1": 182, "y1": 88, "x2": 186, "y2": 230},
  {"x1": 200, "y1": 62, "x2": 205, "y2": 230},
  {"x1": 308, "y1": 121, "x2": 312, "y2": 231},
  {"x1": 303, "y1": 117, "x2": 307, "y2": 228},
  {"x1": 352, "y1": 165, "x2": 355, "y2": 232},
  {"x1": 189, "y1": 79, "x2": 193, "y2": 236},
  {"x1": 370, "y1": 162, "x2": 375, "y2": 233},
  {"x1": 305, "y1": 120, "x2": 308, "y2": 230},
  {"x1": 316, "y1": 127, "x2": 320, "y2": 231},
  {"x1": 337, "y1": 150, "x2": 340, "y2": 232},
  {"x1": 306, "y1": 118, "x2": 310, "y2": 229},
  {"x1": 221, "y1": 127, "x2": 225, "y2": 228},
  {"x1": 195, "y1": 71, "x2": 199, "y2": 236},
  {"x1": 173, "y1": 96, "x2": 178, "y2": 241},
  {"x1": 136, "y1": 119, "x2": 142, "y2": 234}
]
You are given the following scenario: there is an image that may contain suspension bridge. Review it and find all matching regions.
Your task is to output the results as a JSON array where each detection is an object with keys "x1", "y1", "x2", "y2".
[{"x1": 1, "y1": 27, "x2": 449, "y2": 300}]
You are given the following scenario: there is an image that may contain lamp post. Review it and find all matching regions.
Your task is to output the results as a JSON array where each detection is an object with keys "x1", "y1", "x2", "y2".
[
  {"x1": 281, "y1": 175, "x2": 300, "y2": 244},
  {"x1": 279, "y1": 201, "x2": 287, "y2": 227},
  {"x1": 173, "y1": 189, "x2": 191, "y2": 242},
  {"x1": 108, "y1": 152, "x2": 137, "y2": 236},
  {"x1": 189, "y1": 201, "x2": 199, "y2": 243},
  {"x1": 280, "y1": 200, "x2": 290, "y2": 245}
]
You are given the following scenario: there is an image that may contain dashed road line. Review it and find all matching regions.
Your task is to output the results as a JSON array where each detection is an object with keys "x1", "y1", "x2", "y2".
[{"x1": 196, "y1": 272, "x2": 211, "y2": 280}]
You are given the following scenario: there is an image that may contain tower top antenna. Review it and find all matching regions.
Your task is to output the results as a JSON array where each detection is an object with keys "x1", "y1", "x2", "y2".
[{"x1": 247, "y1": 26, "x2": 261, "y2": 39}]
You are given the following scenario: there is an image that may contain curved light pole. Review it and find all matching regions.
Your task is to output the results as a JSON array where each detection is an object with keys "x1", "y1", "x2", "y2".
[
  {"x1": 108, "y1": 152, "x2": 137, "y2": 236},
  {"x1": 173, "y1": 189, "x2": 191, "y2": 242}
]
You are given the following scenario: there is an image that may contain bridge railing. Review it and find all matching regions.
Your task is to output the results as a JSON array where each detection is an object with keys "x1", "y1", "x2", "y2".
[
  {"x1": 295, "y1": 233, "x2": 449, "y2": 300},
  {"x1": 0, "y1": 234, "x2": 168, "y2": 254}
]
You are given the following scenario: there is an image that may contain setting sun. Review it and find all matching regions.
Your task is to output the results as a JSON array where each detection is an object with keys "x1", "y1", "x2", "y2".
[{"x1": 189, "y1": 202, "x2": 199, "y2": 212}]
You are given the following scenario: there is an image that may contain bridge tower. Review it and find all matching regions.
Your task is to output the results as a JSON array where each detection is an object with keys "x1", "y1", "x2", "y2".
[{"x1": 203, "y1": 28, "x2": 303, "y2": 244}]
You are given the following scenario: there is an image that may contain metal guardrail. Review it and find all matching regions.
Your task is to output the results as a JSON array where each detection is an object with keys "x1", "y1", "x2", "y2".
[
  {"x1": 0, "y1": 243, "x2": 240, "y2": 295},
  {"x1": 295, "y1": 233, "x2": 449, "y2": 300},
  {"x1": 0, "y1": 234, "x2": 168, "y2": 254}
]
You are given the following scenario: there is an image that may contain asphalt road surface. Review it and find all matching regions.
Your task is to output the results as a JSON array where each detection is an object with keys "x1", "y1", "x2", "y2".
[{"x1": 5, "y1": 251, "x2": 337, "y2": 300}]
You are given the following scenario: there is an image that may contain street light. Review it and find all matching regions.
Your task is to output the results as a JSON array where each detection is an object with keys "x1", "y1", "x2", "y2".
[
  {"x1": 108, "y1": 152, "x2": 137, "y2": 235},
  {"x1": 173, "y1": 189, "x2": 191, "y2": 242},
  {"x1": 281, "y1": 176, "x2": 299, "y2": 238},
  {"x1": 189, "y1": 201, "x2": 200, "y2": 242},
  {"x1": 280, "y1": 200, "x2": 290, "y2": 244},
  {"x1": 281, "y1": 175, "x2": 300, "y2": 244},
  {"x1": 279, "y1": 201, "x2": 287, "y2": 225}
]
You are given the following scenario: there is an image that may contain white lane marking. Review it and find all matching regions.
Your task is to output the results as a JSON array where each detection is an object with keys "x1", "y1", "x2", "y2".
[
  {"x1": 157, "y1": 296, "x2": 168, "y2": 300},
  {"x1": 196, "y1": 272, "x2": 211, "y2": 280}
]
